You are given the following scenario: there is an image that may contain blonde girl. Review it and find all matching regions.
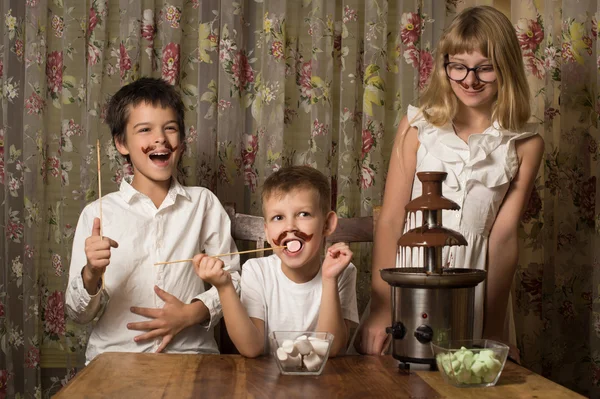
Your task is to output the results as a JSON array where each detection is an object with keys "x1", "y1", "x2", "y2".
[{"x1": 355, "y1": 6, "x2": 544, "y2": 359}]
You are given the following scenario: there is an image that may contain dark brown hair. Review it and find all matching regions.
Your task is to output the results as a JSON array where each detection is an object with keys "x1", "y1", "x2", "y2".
[
  {"x1": 262, "y1": 166, "x2": 331, "y2": 215},
  {"x1": 106, "y1": 77, "x2": 186, "y2": 162}
]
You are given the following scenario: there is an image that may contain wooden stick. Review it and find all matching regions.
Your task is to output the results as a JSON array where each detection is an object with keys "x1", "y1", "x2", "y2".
[
  {"x1": 97, "y1": 139, "x2": 105, "y2": 290},
  {"x1": 97, "y1": 140, "x2": 103, "y2": 239},
  {"x1": 154, "y1": 246, "x2": 285, "y2": 266}
]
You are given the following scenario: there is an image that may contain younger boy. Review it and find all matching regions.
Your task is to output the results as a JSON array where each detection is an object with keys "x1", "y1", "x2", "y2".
[
  {"x1": 65, "y1": 77, "x2": 240, "y2": 364},
  {"x1": 194, "y1": 166, "x2": 358, "y2": 357}
]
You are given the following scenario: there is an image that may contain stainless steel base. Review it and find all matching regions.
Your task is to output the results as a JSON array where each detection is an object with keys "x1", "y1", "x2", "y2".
[{"x1": 389, "y1": 285, "x2": 476, "y2": 362}]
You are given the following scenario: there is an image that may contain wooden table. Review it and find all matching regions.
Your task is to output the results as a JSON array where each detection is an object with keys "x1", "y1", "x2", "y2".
[{"x1": 55, "y1": 352, "x2": 584, "y2": 398}]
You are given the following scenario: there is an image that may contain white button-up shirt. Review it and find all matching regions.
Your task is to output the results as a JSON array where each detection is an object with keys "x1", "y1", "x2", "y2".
[{"x1": 65, "y1": 178, "x2": 240, "y2": 364}]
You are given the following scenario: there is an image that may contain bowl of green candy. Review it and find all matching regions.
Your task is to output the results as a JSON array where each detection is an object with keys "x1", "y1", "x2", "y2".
[{"x1": 431, "y1": 339, "x2": 509, "y2": 388}]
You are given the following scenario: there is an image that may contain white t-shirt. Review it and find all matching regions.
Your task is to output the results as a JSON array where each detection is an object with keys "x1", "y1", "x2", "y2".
[
  {"x1": 240, "y1": 254, "x2": 359, "y2": 351},
  {"x1": 65, "y1": 178, "x2": 240, "y2": 364}
]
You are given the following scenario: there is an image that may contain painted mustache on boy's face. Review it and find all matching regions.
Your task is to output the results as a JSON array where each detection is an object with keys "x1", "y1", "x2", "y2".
[
  {"x1": 273, "y1": 230, "x2": 314, "y2": 246},
  {"x1": 141, "y1": 142, "x2": 178, "y2": 154}
]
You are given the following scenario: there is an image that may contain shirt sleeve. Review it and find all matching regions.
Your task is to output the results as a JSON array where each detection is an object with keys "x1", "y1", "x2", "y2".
[
  {"x1": 193, "y1": 191, "x2": 241, "y2": 330},
  {"x1": 65, "y1": 202, "x2": 109, "y2": 324},
  {"x1": 338, "y1": 263, "x2": 359, "y2": 325},
  {"x1": 240, "y1": 260, "x2": 267, "y2": 321}
]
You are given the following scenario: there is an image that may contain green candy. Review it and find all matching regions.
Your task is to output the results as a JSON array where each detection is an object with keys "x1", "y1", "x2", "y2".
[{"x1": 436, "y1": 346, "x2": 503, "y2": 385}]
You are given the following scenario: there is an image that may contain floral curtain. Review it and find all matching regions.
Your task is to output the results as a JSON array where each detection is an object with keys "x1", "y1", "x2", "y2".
[{"x1": 0, "y1": 0, "x2": 598, "y2": 397}]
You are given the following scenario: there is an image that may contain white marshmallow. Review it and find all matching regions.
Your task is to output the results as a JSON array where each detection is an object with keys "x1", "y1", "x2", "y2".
[
  {"x1": 308, "y1": 337, "x2": 329, "y2": 357},
  {"x1": 288, "y1": 353, "x2": 302, "y2": 368},
  {"x1": 294, "y1": 336, "x2": 313, "y2": 355},
  {"x1": 281, "y1": 339, "x2": 299, "y2": 357},
  {"x1": 276, "y1": 347, "x2": 302, "y2": 370},
  {"x1": 276, "y1": 347, "x2": 289, "y2": 362},
  {"x1": 303, "y1": 351, "x2": 323, "y2": 372}
]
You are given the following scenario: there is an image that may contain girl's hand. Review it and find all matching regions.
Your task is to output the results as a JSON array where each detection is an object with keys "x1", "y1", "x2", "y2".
[{"x1": 322, "y1": 242, "x2": 353, "y2": 281}]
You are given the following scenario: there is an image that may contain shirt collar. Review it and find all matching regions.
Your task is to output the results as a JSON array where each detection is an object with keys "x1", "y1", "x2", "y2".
[{"x1": 118, "y1": 176, "x2": 192, "y2": 205}]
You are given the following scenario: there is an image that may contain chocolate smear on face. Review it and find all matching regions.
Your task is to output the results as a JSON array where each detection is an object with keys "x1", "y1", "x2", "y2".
[
  {"x1": 142, "y1": 142, "x2": 178, "y2": 154},
  {"x1": 273, "y1": 230, "x2": 313, "y2": 246}
]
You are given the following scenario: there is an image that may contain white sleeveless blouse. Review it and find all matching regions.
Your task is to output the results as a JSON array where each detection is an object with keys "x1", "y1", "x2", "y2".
[{"x1": 399, "y1": 105, "x2": 537, "y2": 343}]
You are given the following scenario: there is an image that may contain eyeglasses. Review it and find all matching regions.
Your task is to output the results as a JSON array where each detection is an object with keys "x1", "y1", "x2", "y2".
[{"x1": 444, "y1": 62, "x2": 497, "y2": 83}]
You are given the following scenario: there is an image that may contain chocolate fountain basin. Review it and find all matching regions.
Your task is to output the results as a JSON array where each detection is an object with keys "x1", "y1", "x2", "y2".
[{"x1": 380, "y1": 268, "x2": 486, "y2": 289}]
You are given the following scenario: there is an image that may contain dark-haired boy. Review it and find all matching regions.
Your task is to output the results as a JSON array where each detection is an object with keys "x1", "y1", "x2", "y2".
[{"x1": 65, "y1": 77, "x2": 240, "y2": 363}]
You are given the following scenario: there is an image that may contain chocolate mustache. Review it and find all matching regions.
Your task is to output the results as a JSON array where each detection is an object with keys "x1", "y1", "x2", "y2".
[
  {"x1": 142, "y1": 143, "x2": 178, "y2": 154},
  {"x1": 272, "y1": 230, "x2": 313, "y2": 246}
]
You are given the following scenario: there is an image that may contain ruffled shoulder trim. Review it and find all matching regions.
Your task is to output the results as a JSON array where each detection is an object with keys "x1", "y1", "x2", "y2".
[
  {"x1": 406, "y1": 105, "x2": 429, "y2": 131},
  {"x1": 505, "y1": 126, "x2": 539, "y2": 179},
  {"x1": 468, "y1": 127, "x2": 538, "y2": 189}
]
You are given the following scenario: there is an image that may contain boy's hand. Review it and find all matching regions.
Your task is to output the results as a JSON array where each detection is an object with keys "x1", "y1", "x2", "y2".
[
  {"x1": 128, "y1": 286, "x2": 209, "y2": 353},
  {"x1": 82, "y1": 218, "x2": 118, "y2": 292},
  {"x1": 192, "y1": 253, "x2": 230, "y2": 288},
  {"x1": 322, "y1": 242, "x2": 353, "y2": 281}
]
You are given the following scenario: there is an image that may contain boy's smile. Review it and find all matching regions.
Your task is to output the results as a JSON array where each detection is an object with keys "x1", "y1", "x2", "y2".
[
  {"x1": 263, "y1": 188, "x2": 336, "y2": 283},
  {"x1": 115, "y1": 102, "x2": 182, "y2": 199}
]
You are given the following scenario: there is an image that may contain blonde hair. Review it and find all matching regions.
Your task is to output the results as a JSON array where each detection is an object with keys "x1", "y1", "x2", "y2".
[{"x1": 417, "y1": 6, "x2": 530, "y2": 132}]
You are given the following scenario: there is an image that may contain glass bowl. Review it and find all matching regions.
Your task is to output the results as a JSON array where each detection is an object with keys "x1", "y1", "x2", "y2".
[
  {"x1": 269, "y1": 331, "x2": 334, "y2": 375},
  {"x1": 430, "y1": 339, "x2": 509, "y2": 388}
]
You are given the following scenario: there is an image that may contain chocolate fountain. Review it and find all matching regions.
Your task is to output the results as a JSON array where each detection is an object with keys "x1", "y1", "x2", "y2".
[{"x1": 380, "y1": 172, "x2": 486, "y2": 369}]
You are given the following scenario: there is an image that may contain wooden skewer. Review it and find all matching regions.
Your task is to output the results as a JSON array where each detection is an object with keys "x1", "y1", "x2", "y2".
[
  {"x1": 97, "y1": 139, "x2": 105, "y2": 290},
  {"x1": 154, "y1": 246, "x2": 285, "y2": 266}
]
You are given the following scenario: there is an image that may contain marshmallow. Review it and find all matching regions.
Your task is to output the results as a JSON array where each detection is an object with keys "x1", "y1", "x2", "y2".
[
  {"x1": 281, "y1": 339, "x2": 299, "y2": 357},
  {"x1": 308, "y1": 337, "x2": 329, "y2": 357},
  {"x1": 276, "y1": 347, "x2": 289, "y2": 362},
  {"x1": 294, "y1": 335, "x2": 313, "y2": 356},
  {"x1": 286, "y1": 240, "x2": 302, "y2": 252},
  {"x1": 288, "y1": 353, "x2": 302, "y2": 368},
  {"x1": 276, "y1": 347, "x2": 302, "y2": 370},
  {"x1": 302, "y1": 351, "x2": 323, "y2": 372}
]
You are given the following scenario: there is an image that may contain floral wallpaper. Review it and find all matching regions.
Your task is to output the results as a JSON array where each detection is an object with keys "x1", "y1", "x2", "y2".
[{"x1": 0, "y1": 0, "x2": 598, "y2": 397}]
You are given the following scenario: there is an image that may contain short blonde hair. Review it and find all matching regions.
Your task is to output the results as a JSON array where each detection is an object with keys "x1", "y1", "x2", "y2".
[
  {"x1": 261, "y1": 166, "x2": 331, "y2": 216},
  {"x1": 418, "y1": 6, "x2": 530, "y2": 131}
]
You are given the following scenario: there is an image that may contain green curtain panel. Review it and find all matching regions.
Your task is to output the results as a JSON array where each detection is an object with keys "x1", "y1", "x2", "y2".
[{"x1": 0, "y1": 0, "x2": 598, "y2": 397}]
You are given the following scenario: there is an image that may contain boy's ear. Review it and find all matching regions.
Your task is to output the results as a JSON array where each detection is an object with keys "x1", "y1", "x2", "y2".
[
  {"x1": 322, "y1": 211, "x2": 338, "y2": 237},
  {"x1": 114, "y1": 137, "x2": 130, "y2": 156}
]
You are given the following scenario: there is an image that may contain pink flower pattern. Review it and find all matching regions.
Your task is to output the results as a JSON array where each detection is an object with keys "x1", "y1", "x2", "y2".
[
  {"x1": 44, "y1": 291, "x2": 66, "y2": 336},
  {"x1": 418, "y1": 50, "x2": 433, "y2": 90},
  {"x1": 25, "y1": 347, "x2": 40, "y2": 369},
  {"x1": 400, "y1": 12, "x2": 421, "y2": 45},
  {"x1": 161, "y1": 42, "x2": 180, "y2": 85},
  {"x1": 360, "y1": 164, "x2": 375, "y2": 189},
  {"x1": 46, "y1": 51, "x2": 63, "y2": 95},
  {"x1": 25, "y1": 92, "x2": 45, "y2": 115},
  {"x1": 516, "y1": 19, "x2": 544, "y2": 51},
  {"x1": 119, "y1": 43, "x2": 132, "y2": 79},
  {"x1": 361, "y1": 129, "x2": 374, "y2": 157},
  {"x1": 88, "y1": 7, "x2": 98, "y2": 36}
]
